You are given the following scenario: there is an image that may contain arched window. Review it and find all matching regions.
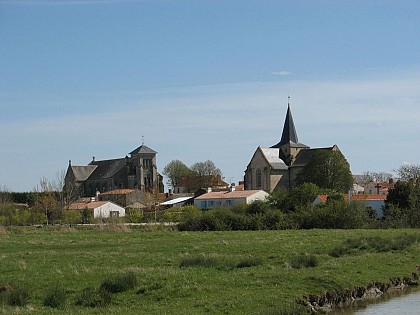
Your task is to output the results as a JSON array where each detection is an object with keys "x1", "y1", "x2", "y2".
[{"x1": 256, "y1": 169, "x2": 262, "y2": 188}]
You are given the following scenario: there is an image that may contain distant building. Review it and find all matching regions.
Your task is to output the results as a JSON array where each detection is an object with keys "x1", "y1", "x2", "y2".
[
  {"x1": 313, "y1": 194, "x2": 387, "y2": 218},
  {"x1": 364, "y1": 179, "x2": 394, "y2": 195},
  {"x1": 67, "y1": 200, "x2": 125, "y2": 218},
  {"x1": 194, "y1": 188, "x2": 269, "y2": 209},
  {"x1": 98, "y1": 189, "x2": 147, "y2": 208},
  {"x1": 245, "y1": 102, "x2": 346, "y2": 192},
  {"x1": 64, "y1": 144, "x2": 163, "y2": 198}
]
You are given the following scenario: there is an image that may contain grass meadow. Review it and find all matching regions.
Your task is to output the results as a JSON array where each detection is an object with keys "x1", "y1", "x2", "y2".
[{"x1": 0, "y1": 226, "x2": 419, "y2": 314}]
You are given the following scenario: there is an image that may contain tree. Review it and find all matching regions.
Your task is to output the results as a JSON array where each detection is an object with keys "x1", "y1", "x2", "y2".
[
  {"x1": 190, "y1": 160, "x2": 223, "y2": 189},
  {"x1": 162, "y1": 160, "x2": 191, "y2": 190},
  {"x1": 0, "y1": 185, "x2": 12, "y2": 204},
  {"x1": 395, "y1": 163, "x2": 420, "y2": 182},
  {"x1": 296, "y1": 150, "x2": 352, "y2": 193},
  {"x1": 33, "y1": 177, "x2": 60, "y2": 225}
]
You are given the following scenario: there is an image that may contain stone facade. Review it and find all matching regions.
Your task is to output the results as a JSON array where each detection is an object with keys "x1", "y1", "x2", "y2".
[
  {"x1": 245, "y1": 104, "x2": 341, "y2": 192},
  {"x1": 64, "y1": 144, "x2": 163, "y2": 198}
]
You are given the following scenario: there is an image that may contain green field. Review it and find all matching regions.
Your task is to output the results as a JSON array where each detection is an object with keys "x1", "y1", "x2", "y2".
[{"x1": 0, "y1": 226, "x2": 419, "y2": 314}]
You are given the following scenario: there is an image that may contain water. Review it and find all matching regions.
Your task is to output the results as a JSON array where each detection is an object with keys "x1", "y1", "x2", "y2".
[{"x1": 331, "y1": 287, "x2": 420, "y2": 315}]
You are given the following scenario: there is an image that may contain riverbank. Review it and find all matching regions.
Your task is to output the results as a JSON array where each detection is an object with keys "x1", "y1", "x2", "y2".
[
  {"x1": 0, "y1": 227, "x2": 419, "y2": 314},
  {"x1": 302, "y1": 273, "x2": 419, "y2": 313}
]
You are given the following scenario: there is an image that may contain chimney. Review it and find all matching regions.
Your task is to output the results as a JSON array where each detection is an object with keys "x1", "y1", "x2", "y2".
[
  {"x1": 207, "y1": 187, "x2": 212, "y2": 193},
  {"x1": 92, "y1": 156, "x2": 95, "y2": 162},
  {"x1": 229, "y1": 183, "x2": 236, "y2": 192}
]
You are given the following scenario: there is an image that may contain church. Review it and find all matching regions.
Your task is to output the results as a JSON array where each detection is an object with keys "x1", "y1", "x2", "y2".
[
  {"x1": 64, "y1": 143, "x2": 163, "y2": 198},
  {"x1": 244, "y1": 103, "x2": 342, "y2": 192}
]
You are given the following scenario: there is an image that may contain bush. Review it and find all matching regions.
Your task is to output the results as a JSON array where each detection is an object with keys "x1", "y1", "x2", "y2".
[
  {"x1": 329, "y1": 235, "x2": 418, "y2": 257},
  {"x1": 180, "y1": 255, "x2": 226, "y2": 268},
  {"x1": 43, "y1": 284, "x2": 66, "y2": 308},
  {"x1": 125, "y1": 208, "x2": 143, "y2": 223},
  {"x1": 61, "y1": 210, "x2": 82, "y2": 224},
  {"x1": 100, "y1": 271, "x2": 137, "y2": 293},
  {"x1": 75, "y1": 287, "x2": 111, "y2": 307},
  {"x1": 290, "y1": 254, "x2": 318, "y2": 269},
  {"x1": 236, "y1": 257, "x2": 263, "y2": 268},
  {"x1": 7, "y1": 284, "x2": 30, "y2": 306}
]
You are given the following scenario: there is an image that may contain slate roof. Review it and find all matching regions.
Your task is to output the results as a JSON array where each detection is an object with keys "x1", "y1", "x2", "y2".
[
  {"x1": 271, "y1": 105, "x2": 308, "y2": 149},
  {"x1": 259, "y1": 147, "x2": 289, "y2": 170},
  {"x1": 129, "y1": 144, "x2": 157, "y2": 155},
  {"x1": 87, "y1": 158, "x2": 126, "y2": 180},
  {"x1": 71, "y1": 165, "x2": 97, "y2": 182}
]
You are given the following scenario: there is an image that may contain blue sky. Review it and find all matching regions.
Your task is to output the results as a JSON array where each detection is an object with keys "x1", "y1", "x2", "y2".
[{"x1": 1, "y1": 0, "x2": 420, "y2": 191}]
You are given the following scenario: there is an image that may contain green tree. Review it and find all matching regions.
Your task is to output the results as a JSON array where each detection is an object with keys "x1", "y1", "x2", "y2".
[
  {"x1": 296, "y1": 150, "x2": 352, "y2": 193},
  {"x1": 385, "y1": 181, "x2": 412, "y2": 210},
  {"x1": 162, "y1": 160, "x2": 191, "y2": 190}
]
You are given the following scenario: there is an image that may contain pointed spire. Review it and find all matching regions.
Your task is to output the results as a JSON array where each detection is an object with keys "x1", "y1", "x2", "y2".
[
  {"x1": 279, "y1": 103, "x2": 299, "y2": 146},
  {"x1": 271, "y1": 99, "x2": 304, "y2": 148}
]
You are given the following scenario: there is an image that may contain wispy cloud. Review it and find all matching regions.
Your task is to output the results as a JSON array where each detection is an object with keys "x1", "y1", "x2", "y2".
[
  {"x1": 2, "y1": 72, "x2": 420, "y2": 190},
  {"x1": 271, "y1": 71, "x2": 292, "y2": 76}
]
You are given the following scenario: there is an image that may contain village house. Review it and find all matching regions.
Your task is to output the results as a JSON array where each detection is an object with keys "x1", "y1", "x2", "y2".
[
  {"x1": 194, "y1": 188, "x2": 269, "y2": 209},
  {"x1": 67, "y1": 200, "x2": 126, "y2": 218},
  {"x1": 313, "y1": 194, "x2": 387, "y2": 218},
  {"x1": 245, "y1": 102, "x2": 346, "y2": 192},
  {"x1": 364, "y1": 179, "x2": 395, "y2": 195}
]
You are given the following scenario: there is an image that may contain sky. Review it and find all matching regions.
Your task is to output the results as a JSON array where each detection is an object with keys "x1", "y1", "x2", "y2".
[{"x1": 1, "y1": 0, "x2": 420, "y2": 192}]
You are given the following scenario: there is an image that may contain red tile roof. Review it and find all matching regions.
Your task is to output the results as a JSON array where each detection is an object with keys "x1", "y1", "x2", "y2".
[
  {"x1": 100, "y1": 189, "x2": 136, "y2": 195},
  {"x1": 195, "y1": 190, "x2": 265, "y2": 200},
  {"x1": 316, "y1": 194, "x2": 387, "y2": 203},
  {"x1": 68, "y1": 201, "x2": 108, "y2": 210}
]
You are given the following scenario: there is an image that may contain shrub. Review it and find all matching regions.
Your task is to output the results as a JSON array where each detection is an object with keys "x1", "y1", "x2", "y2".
[
  {"x1": 100, "y1": 271, "x2": 137, "y2": 293},
  {"x1": 329, "y1": 235, "x2": 418, "y2": 257},
  {"x1": 236, "y1": 257, "x2": 263, "y2": 268},
  {"x1": 290, "y1": 254, "x2": 318, "y2": 269},
  {"x1": 75, "y1": 287, "x2": 111, "y2": 307},
  {"x1": 7, "y1": 284, "x2": 30, "y2": 306},
  {"x1": 180, "y1": 256, "x2": 223, "y2": 268},
  {"x1": 43, "y1": 284, "x2": 66, "y2": 308}
]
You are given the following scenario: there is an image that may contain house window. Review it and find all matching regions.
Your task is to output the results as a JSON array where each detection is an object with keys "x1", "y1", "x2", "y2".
[
  {"x1": 256, "y1": 169, "x2": 262, "y2": 188},
  {"x1": 110, "y1": 211, "x2": 119, "y2": 217},
  {"x1": 208, "y1": 201, "x2": 214, "y2": 207},
  {"x1": 200, "y1": 201, "x2": 207, "y2": 209}
]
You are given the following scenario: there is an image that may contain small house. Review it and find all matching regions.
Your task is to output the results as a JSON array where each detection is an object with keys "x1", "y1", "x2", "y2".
[
  {"x1": 194, "y1": 189, "x2": 269, "y2": 209},
  {"x1": 68, "y1": 201, "x2": 125, "y2": 218}
]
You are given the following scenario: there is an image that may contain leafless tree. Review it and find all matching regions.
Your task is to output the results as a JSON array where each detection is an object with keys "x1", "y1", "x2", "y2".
[
  {"x1": 360, "y1": 171, "x2": 393, "y2": 185},
  {"x1": 395, "y1": 164, "x2": 420, "y2": 182},
  {"x1": 0, "y1": 185, "x2": 12, "y2": 204}
]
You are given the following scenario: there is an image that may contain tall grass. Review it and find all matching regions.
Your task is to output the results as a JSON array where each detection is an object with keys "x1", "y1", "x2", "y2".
[
  {"x1": 290, "y1": 254, "x2": 318, "y2": 269},
  {"x1": 6, "y1": 283, "x2": 30, "y2": 306},
  {"x1": 329, "y1": 235, "x2": 418, "y2": 257},
  {"x1": 43, "y1": 284, "x2": 66, "y2": 308},
  {"x1": 100, "y1": 271, "x2": 137, "y2": 293}
]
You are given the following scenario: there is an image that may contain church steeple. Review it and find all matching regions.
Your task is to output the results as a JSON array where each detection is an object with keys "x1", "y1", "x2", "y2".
[{"x1": 271, "y1": 99, "x2": 308, "y2": 165}]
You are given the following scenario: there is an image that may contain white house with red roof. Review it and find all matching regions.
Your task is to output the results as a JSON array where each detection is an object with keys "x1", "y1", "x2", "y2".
[
  {"x1": 68, "y1": 200, "x2": 125, "y2": 218},
  {"x1": 313, "y1": 194, "x2": 387, "y2": 218},
  {"x1": 194, "y1": 188, "x2": 269, "y2": 209}
]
